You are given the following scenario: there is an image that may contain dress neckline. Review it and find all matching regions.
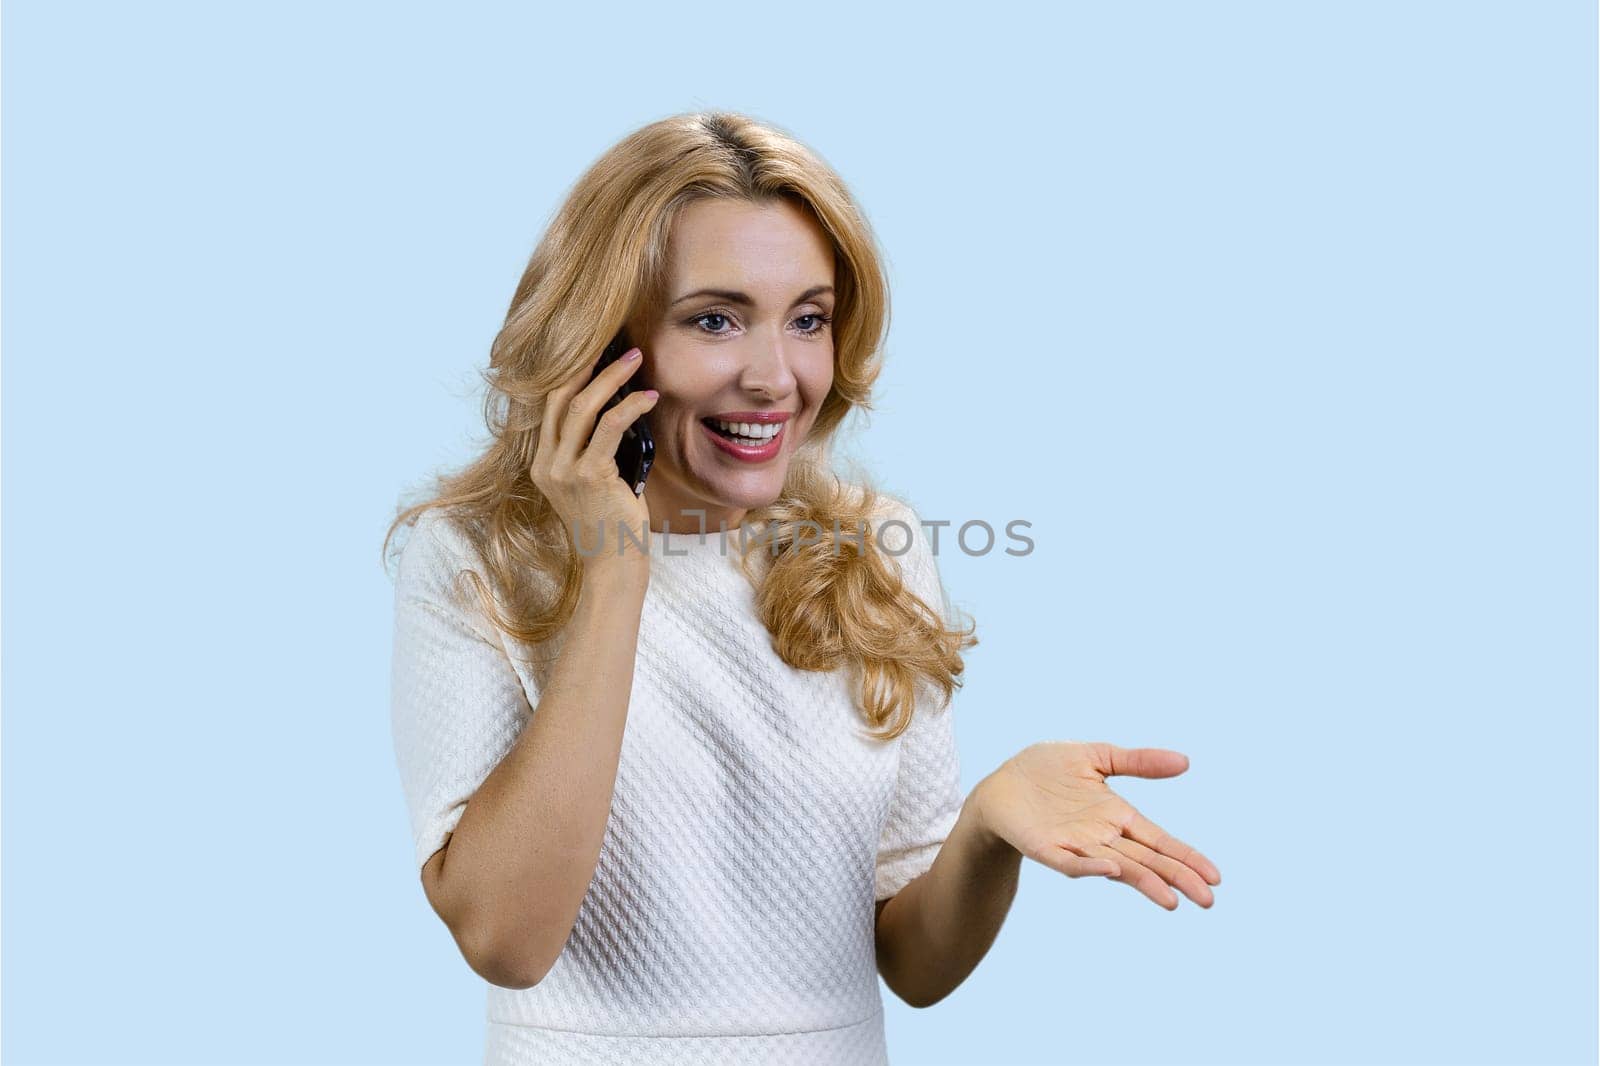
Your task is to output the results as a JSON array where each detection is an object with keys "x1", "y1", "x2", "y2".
[
  {"x1": 643, "y1": 522, "x2": 779, "y2": 573},
  {"x1": 647, "y1": 525, "x2": 739, "y2": 558}
]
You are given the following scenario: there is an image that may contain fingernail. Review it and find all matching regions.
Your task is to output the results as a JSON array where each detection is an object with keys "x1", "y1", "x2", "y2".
[{"x1": 624, "y1": 348, "x2": 642, "y2": 361}]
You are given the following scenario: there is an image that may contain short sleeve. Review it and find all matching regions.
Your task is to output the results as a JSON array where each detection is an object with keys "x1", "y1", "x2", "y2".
[
  {"x1": 389, "y1": 510, "x2": 536, "y2": 871},
  {"x1": 873, "y1": 497, "x2": 966, "y2": 901}
]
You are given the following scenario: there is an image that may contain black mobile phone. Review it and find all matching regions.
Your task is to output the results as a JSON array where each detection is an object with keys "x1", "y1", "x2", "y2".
[{"x1": 590, "y1": 333, "x2": 655, "y2": 497}]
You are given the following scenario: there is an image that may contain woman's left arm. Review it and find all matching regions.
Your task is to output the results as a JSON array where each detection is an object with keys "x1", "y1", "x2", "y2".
[
  {"x1": 874, "y1": 791, "x2": 1023, "y2": 1008},
  {"x1": 875, "y1": 740, "x2": 1223, "y2": 1008}
]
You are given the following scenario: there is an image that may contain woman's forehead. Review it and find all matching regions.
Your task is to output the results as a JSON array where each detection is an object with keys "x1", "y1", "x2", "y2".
[{"x1": 666, "y1": 199, "x2": 834, "y2": 297}]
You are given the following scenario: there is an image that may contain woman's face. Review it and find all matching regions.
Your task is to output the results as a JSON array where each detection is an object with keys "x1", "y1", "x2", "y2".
[{"x1": 633, "y1": 197, "x2": 836, "y2": 535}]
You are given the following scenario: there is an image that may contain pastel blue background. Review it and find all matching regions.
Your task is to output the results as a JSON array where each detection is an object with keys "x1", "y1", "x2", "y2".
[{"x1": 4, "y1": 1, "x2": 1594, "y2": 1064}]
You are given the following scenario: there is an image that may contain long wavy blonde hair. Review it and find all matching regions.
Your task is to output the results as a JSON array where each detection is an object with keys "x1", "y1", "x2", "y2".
[{"x1": 382, "y1": 110, "x2": 976, "y2": 741}]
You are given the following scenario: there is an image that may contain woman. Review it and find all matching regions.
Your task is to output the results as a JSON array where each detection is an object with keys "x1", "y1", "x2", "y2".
[{"x1": 385, "y1": 110, "x2": 1221, "y2": 1065}]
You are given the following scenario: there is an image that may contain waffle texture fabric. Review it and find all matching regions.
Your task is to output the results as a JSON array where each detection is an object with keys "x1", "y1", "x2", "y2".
[{"x1": 389, "y1": 495, "x2": 965, "y2": 1065}]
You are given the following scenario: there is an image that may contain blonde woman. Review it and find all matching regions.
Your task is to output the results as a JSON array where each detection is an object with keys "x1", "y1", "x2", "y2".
[{"x1": 384, "y1": 110, "x2": 1222, "y2": 1065}]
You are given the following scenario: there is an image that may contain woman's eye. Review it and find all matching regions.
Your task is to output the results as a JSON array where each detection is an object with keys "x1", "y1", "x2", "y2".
[{"x1": 690, "y1": 310, "x2": 832, "y2": 335}]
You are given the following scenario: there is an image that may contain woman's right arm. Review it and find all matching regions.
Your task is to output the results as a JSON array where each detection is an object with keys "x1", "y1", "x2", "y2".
[
  {"x1": 414, "y1": 341, "x2": 659, "y2": 989},
  {"x1": 423, "y1": 560, "x2": 648, "y2": 990}
]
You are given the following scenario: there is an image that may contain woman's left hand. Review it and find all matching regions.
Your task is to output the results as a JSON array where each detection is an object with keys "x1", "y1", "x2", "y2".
[{"x1": 971, "y1": 741, "x2": 1222, "y2": 909}]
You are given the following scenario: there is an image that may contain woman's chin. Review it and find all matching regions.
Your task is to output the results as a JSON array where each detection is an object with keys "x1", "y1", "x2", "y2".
[{"x1": 683, "y1": 466, "x2": 789, "y2": 514}]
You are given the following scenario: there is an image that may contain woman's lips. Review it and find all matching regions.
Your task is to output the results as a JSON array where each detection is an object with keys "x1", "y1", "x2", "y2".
[{"x1": 701, "y1": 420, "x2": 786, "y2": 461}]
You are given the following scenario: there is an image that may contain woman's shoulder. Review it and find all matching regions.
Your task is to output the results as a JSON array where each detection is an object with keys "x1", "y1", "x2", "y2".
[
  {"x1": 834, "y1": 481, "x2": 921, "y2": 530},
  {"x1": 841, "y1": 485, "x2": 943, "y2": 598},
  {"x1": 416, "y1": 505, "x2": 479, "y2": 550},
  {"x1": 402, "y1": 505, "x2": 471, "y2": 557},
  {"x1": 839, "y1": 485, "x2": 928, "y2": 556},
  {"x1": 395, "y1": 506, "x2": 488, "y2": 593},
  {"x1": 398, "y1": 506, "x2": 568, "y2": 614}
]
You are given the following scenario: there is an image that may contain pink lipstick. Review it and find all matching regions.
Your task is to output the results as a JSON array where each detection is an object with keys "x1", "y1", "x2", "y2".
[{"x1": 700, "y1": 412, "x2": 791, "y2": 462}]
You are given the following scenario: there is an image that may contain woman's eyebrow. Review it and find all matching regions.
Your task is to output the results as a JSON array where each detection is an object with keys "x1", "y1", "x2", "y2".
[{"x1": 670, "y1": 284, "x2": 834, "y2": 309}]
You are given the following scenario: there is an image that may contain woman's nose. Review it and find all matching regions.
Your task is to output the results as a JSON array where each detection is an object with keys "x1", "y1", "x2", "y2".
[{"x1": 737, "y1": 336, "x2": 798, "y2": 399}]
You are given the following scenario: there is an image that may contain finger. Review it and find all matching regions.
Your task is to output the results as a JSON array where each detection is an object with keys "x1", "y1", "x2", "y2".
[
  {"x1": 556, "y1": 348, "x2": 645, "y2": 466},
  {"x1": 578, "y1": 388, "x2": 659, "y2": 475},
  {"x1": 1107, "y1": 835, "x2": 1214, "y2": 908},
  {"x1": 1026, "y1": 843, "x2": 1122, "y2": 880},
  {"x1": 1085, "y1": 847, "x2": 1177, "y2": 910},
  {"x1": 536, "y1": 384, "x2": 565, "y2": 468},
  {"x1": 1091, "y1": 744, "x2": 1192, "y2": 781},
  {"x1": 1124, "y1": 809, "x2": 1222, "y2": 886},
  {"x1": 539, "y1": 344, "x2": 618, "y2": 462}
]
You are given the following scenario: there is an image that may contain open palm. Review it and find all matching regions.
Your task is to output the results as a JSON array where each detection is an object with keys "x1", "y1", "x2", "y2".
[{"x1": 972, "y1": 741, "x2": 1222, "y2": 909}]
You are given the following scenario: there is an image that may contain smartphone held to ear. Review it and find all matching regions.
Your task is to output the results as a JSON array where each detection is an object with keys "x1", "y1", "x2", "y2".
[{"x1": 591, "y1": 333, "x2": 655, "y2": 497}]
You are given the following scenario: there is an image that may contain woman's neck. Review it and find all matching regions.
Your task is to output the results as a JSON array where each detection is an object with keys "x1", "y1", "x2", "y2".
[{"x1": 647, "y1": 506, "x2": 749, "y2": 536}]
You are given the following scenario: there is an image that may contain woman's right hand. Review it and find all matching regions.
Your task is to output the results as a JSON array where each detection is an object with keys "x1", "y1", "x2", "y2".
[{"x1": 530, "y1": 344, "x2": 660, "y2": 580}]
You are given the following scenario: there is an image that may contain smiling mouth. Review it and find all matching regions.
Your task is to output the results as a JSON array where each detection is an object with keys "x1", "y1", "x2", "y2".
[{"x1": 700, "y1": 417, "x2": 786, "y2": 445}]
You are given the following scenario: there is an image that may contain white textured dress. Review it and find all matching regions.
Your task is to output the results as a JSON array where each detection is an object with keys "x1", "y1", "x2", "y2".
[{"x1": 389, "y1": 495, "x2": 965, "y2": 1065}]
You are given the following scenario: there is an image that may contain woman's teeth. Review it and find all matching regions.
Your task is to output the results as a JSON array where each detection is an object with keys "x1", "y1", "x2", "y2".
[{"x1": 707, "y1": 418, "x2": 783, "y2": 443}]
